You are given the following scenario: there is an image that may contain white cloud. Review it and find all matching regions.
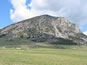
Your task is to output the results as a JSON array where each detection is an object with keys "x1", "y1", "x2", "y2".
[
  {"x1": 83, "y1": 31, "x2": 87, "y2": 35},
  {"x1": 31, "y1": 0, "x2": 87, "y2": 26},
  {"x1": 10, "y1": 0, "x2": 37, "y2": 22},
  {"x1": 10, "y1": 0, "x2": 87, "y2": 28}
]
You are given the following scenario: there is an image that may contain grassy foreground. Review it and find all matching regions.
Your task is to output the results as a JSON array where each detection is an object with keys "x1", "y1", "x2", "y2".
[{"x1": 0, "y1": 47, "x2": 87, "y2": 65}]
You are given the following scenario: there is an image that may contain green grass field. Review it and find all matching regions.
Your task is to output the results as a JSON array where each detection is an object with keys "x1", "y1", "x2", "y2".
[{"x1": 0, "y1": 46, "x2": 87, "y2": 65}]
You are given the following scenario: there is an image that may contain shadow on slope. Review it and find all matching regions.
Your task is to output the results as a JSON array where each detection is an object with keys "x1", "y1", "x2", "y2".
[{"x1": 0, "y1": 28, "x2": 78, "y2": 48}]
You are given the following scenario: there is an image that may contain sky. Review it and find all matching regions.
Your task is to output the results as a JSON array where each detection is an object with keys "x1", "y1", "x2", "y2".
[
  {"x1": 0, "y1": 0, "x2": 87, "y2": 35},
  {"x1": 0, "y1": 0, "x2": 13, "y2": 28}
]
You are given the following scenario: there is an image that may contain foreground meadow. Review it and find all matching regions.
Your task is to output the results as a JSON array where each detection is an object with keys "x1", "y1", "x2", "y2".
[{"x1": 0, "y1": 46, "x2": 87, "y2": 65}]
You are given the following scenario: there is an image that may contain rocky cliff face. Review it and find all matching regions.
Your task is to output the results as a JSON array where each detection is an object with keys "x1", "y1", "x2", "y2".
[{"x1": 0, "y1": 15, "x2": 87, "y2": 45}]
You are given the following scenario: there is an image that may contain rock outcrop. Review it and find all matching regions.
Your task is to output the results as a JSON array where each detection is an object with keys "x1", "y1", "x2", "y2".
[{"x1": 0, "y1": 15, "x2": 87, "y2": 45}]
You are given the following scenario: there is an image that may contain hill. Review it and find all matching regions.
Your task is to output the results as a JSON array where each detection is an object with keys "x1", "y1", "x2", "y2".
[{"x1": 0, "y1": 15, "x2": 87, "y2": 48}]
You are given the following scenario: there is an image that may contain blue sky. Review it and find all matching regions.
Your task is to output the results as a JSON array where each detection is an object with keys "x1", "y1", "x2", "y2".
[
  {"x1": 0, "y1": 0, "x2": 13, "y2": 28},
  {"x1": 0, "y1": 0, "x2": 31, "y2": 28},
  {"x1": 0, "y1": 0, "x2": 87, "y2": 35}
]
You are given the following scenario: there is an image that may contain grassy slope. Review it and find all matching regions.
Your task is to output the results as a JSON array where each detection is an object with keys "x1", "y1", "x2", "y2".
[
  {"x1": 0, "y1": 47, "x2": 87, "y2": 65},
  {"x1": 0, "y1": 37, "x2": 77, "y2": 49}
]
